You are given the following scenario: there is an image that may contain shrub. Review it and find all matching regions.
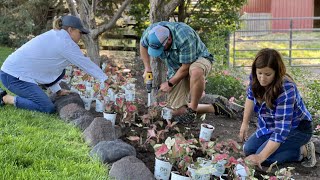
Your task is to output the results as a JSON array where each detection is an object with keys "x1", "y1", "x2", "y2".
[
  {"x1": 304, "y1": 80, "x2": 320, "y2": 123},
  {"x1": 206, "y1": 71, "x2": 246, "y2": 105}
]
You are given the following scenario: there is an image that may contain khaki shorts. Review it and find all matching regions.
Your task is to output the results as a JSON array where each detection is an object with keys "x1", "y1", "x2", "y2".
[{"x1": 167, "y1": 57, "x2": 212, "y2": 109}]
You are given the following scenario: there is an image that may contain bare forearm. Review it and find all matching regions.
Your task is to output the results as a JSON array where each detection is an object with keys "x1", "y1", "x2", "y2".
[
  {"x1": 169, "y1": 64, "x2": 190, "y2": 84},
  {"x1": 242, "y1": 98, "x2": 254, "y2": 125},
  {"x1": 259, "y1": 140, "x2": 280, "y2": 161},
  {"x1": 140, "y1": 44, "x2": 151, "y2": 71}
]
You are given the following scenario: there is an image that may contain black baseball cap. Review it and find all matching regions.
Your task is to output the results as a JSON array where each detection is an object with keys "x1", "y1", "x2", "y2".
[{"x1": 62, "y1": 15, "x2": 90, "y2": 34}]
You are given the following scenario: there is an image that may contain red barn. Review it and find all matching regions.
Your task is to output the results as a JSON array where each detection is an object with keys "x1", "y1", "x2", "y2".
[{"x1": 241, "y1": 0, "x2": 320, "y2": 29}]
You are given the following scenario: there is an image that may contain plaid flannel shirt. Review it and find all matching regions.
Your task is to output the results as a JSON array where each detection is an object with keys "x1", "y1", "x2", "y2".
[
  {"x1": 247, "y1": 77, "x2": 312, "y2": 143},
  {"x1": 140, "y1": 21, "x2": 214, "y2": 79}
]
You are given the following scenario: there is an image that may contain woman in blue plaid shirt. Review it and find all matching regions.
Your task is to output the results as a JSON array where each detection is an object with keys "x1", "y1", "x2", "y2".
[{"x1": 239, "y1": 48, "x2": 316, "y2": 168}]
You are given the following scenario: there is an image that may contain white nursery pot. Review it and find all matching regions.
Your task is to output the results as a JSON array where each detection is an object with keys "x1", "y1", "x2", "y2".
[
  {"x1": 82, "y1": 97, "x2": 93, "y2": 111},
  {"x1": 199, "y1": 123, "x2": 215, "y2": 141},
  {"x1": 95, "y1": 99, "x2": 104, "y2": 112},
  {"x1": 125, "y1": 89, "x2": 135, "y2": 101},
  {"x1": 235, "y1": 164, "x2": 248, "y2": 180},
  {"x1": 161, "y1": 107, "x2": 173, "y2": 120},
  {"x1": 103, "y1": 112, "x2": 117, "y2": 126},
  {"x1": 187, "y1": 165, "x2": 210, "y2": 180},
  {"x1": 212, "y1": 160, "x2": 227, "y2": 177},
  {"x1": 170, "y1": 171, "x2": 191, "y2": 180},
  {"x1": 154, "y1": 158, "x2": 172, "y2": 180}
]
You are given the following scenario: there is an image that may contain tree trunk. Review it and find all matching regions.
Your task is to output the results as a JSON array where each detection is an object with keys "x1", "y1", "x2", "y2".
[
  {"x1": 66, "y1": 0, "x2": 132, "y2": 65},
  {"x1": 148, "y1": 0, "x2": 181, "y2": 103},
  {"x1": 82, "y1": 35, "x2": 100, "y2": 66}
]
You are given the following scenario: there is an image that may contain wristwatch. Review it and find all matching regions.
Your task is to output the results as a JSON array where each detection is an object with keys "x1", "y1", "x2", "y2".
[{"x1": 167, "y1": 80, "x2": 174, "y2": 87}]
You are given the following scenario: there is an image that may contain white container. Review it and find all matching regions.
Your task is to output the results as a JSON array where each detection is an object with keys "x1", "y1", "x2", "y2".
[
  {"x1": 235, "y1": 164, "x2": 247, "y2": 180},
  {"x1": 154, "y1": 158, "x2": 172, "y2": 180},
  {"x1": 199, "y1": 124, "x2": 214, "y2": 141},
  {"x1": 187, "y1": 165, "x2": 211, "y2": 180},
  {"x1": 161, "y1": 107, "x2": 173, "y2": 120},
  {"x1": 82, "y1": 97, "x2": 93, "y2": 111},
  {"x1": 103, "y1": 112, "x2": 117, "y2": 126},
  {"x1": 125, "y1": 89, "x2": 135, "y2": 101},
  {"x1": 85, "y1": 86, "x2": 94, "y2": 97},
  {"x1": 95, "y1": 98, "x2": 104, "y2": 112},
  {"x1": 170, "y1": 171, "x2": 191, "y2": 180},
  {"x1": 212, "y1": 160, "x2": 227, "y2": 177}
]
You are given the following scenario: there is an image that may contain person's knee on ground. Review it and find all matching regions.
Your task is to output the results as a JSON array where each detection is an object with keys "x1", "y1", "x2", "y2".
[
  {"x1": 242, "y1": 142, "x2": 257, "y2": 156},
  {"x1": 39, "y1": 102, "x2": 56, "y2": 114}
]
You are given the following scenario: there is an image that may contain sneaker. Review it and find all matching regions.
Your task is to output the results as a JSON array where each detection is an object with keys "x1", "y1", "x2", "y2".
[
  {"x1": 173, "y1": 107, "x2": 197, "y2": 124},
  {"x1": 213, "y1": 97, "x2": 236, "y2": 118},
  {"x1": 0, "y1": 88, "x2": 7, "y2": 106},
  {"x1": 301, "y1": 141, "x2": 317, "y2": 167}
]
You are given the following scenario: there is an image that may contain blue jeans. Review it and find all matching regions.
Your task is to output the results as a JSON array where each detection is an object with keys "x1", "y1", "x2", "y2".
[
  {"x1": 243, "y1": 123, "x2": 312, "y2": 166},
  {"x1": 0, "y1": 71, "x2": 56, "y2": 113}
]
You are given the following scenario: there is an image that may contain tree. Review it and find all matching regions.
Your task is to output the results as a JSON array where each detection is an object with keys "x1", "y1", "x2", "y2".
[
  {"x1": 0, "y1": 0, "x2": 65, "y2": 47},
  {"x1": 65, "y1": 0, "x2": 133, "y2": 65},
  {"x1": 148, "y1": 0, "x2": 181, "y2": 103}
]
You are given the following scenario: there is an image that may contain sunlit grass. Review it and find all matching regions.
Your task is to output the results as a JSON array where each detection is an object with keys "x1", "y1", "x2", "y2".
[{"x1": 0, "y1": 46, "x2": 109, "y2": 179}]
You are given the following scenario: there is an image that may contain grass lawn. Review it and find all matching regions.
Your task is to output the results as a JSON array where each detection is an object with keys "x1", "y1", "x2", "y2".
[{"x1": 0, "y1": 46, "x2": 109, "y2": 179}]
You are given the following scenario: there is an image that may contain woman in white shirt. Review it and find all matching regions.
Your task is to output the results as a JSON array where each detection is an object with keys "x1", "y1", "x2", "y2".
[{"x1": 0, "y1": 15, "x2": 108, "y2": 113}]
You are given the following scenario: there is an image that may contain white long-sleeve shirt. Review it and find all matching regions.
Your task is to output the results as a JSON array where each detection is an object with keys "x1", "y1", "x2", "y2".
[{"x1": 1, "y1": 29, "x2": 108, "y2": 93}]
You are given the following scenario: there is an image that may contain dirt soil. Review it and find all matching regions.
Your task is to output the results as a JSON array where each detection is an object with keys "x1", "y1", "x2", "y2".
[
  {"x1": 105, "y1": 52, "x2": 319, "y2": 179},
  {"x1": 119, "y1": 76, "x2": 320, "y2": 180}
]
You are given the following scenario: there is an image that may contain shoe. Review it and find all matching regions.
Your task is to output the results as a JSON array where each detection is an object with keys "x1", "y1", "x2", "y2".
[
  {"x1": 173, "y1": 107, "x2": 197, "y2": 124},
  {"x1": 301, "y1": 141, "x2": 317, "y2": 167},
  {"x1": 212, "y1": 97, "x2": 236, "y2": 118},
  {"x1": 0, "y1": 87, "x2": 7, "y2": 106}
]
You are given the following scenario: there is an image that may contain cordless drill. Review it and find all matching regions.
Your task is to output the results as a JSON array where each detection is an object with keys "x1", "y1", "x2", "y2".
[{"x1": 145, "y1": 72, "x2": 153, "y2": 107}]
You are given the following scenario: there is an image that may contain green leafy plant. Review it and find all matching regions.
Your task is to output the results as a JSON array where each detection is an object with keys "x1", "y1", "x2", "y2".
[
  {"x1": 206, "y1": 71, "x2": 246, "y2": 105},
  {"x1": 304, "y1": 80, "x2": 320, "y2": 118}
]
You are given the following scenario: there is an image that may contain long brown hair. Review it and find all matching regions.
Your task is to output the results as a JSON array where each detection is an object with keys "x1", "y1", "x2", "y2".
[{"x1": 251, "y1": 48, "x2": 292, "y2": 109}]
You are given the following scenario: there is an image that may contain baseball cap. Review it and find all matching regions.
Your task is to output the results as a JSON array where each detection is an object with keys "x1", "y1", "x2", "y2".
[
  {"x1": 62, "y1": 15, "x2": 90, "y2": 34},
  {"x1": 147, "y1": 25, "x2": 170, "y2": 57}
]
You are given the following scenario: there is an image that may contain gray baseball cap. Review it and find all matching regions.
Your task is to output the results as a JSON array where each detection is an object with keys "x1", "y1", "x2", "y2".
[{"x1": 62, "y1": 15, "x2": 90, "y2": 34}]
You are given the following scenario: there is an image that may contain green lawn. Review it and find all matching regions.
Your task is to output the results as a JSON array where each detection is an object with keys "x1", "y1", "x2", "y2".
[{"x1": 0, "y1": 46, "x2": 109, "y2": 179}]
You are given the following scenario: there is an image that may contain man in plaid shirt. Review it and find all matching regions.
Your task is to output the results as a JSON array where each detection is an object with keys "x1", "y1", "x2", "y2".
[{"x1": 140, "y1": 22, "x2": 235, "y2": 123}]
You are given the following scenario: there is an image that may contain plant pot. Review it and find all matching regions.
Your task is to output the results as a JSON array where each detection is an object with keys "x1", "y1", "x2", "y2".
[
  {"x1": 154, "y1": 158, "x2": 172, "y2": 180},
  {"x1": 235, "y1": 164, "x2": 248, "y2": 179},
  {"x1": 82, "y1": 97, "x2": 93, "y2": 111},
  {"x1": 170, "y1": 171, "x2": 191, "y2": 180},
  {"x1": 187, "y1": 166, "x2": 211, "y2": 180},
  {"x1": 95, "y1": 98, "x2": 104, "y2": 112},
  {"x1": 103, "y1": 112, "x2": 117, "y2": 126},
  {"x1": 161, "y1": 107, "x2": 173, "y2": 120},
  {"x1": 85, "y1": 86, "x2": 94, "y2": 97},
  {"x1": 211, "y1": 160, "x2": 227, "y2": 177},
  {"x1": 125, "y1": 89, "x2": 135, "y2": 101},
  {"x1": 199, "y1": 123, "x2": 214, "y2": 141}
]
